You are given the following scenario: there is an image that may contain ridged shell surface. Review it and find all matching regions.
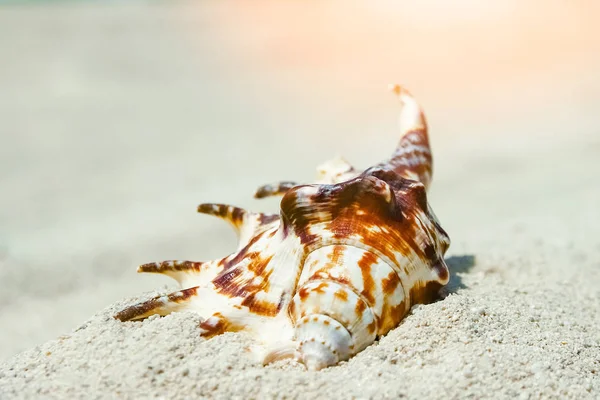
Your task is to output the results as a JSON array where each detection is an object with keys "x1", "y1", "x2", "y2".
[{"x1": 291, "y1": 245, "x2": 404, "y2": 369}]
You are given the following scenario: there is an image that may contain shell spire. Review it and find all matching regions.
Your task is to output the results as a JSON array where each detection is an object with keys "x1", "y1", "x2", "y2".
[{"x1": 115, "y1": 85, "x2": 451, "y2": 371}]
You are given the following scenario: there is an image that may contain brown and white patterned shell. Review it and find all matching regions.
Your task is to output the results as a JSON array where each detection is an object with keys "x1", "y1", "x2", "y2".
[{"x1": 115, "y1": 85, "x2": 451, "y2": 371}]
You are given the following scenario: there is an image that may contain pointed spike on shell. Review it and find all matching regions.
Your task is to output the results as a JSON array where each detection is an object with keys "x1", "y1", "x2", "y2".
[
  {"x1": 400, "y1": 180, "x2": 428, "y2": 211},
  {"x1": 137, "y1": 260, "x2": 202, "y2": 285},
  {"x1": 376, "y1": 84, "x2": 433, "y2": 190},
  {"x1": 137, "y1": 260, "x2": 204, "y2": 274},
  {"x1": 367, "y1": 175, "x2": 395, "y2": 204},
  {"x1": 254, "y1": 181, "x2": 298, "y2": 199},
  {"x1": 389, "y1": 83, "x2": 426, "y2": 131},
  {"x1": 137, "y1": 260, "x2": 218, "y2": 288},
  {"x1": 114, "y1": 286, "x2": 200, "y2": 321},
  {"x1": 197, "y1": 203, "x2": 249, "y2": 231}
]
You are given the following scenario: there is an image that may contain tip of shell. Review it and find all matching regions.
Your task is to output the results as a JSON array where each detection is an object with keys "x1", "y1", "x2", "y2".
[
  {"x1": 388, "y1": 83, "x2": 404, "y2": 96},
  {"x1": 299, "y1": 341, "x2": 338, "y2": 371}
]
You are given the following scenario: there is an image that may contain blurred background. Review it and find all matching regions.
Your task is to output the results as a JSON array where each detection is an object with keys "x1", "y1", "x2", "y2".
[{"x1": 0, "y1": 1, "x2": 598, "y2": 359}]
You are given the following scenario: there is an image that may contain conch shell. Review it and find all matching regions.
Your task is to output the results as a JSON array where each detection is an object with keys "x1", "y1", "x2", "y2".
[{"x1": 115, "y1": 85, "x2": 450, "y2": 371}]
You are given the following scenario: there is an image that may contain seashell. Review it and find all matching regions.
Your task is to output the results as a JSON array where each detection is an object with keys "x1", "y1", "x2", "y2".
[{"x1": 115, "y1": 85, "x2": 451, "y2": 371}]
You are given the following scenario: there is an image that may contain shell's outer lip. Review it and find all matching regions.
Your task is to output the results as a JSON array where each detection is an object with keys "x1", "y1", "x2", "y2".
[
  {"x1": 411, "y1": 210, "x2": 449, "y2": 283},
  {"x1": 301, "y1": 243, "x2": 410, "y2": 319}
]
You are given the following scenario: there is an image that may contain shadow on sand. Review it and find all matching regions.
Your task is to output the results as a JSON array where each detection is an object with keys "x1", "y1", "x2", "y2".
[{"x1": 443, "y1": 254, "x2": 477, "y2": 294}]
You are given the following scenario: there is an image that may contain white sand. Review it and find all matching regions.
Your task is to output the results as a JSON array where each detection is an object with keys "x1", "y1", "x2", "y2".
[{"x1": 1, "y1": 2, "x2": 599, "y2": 399}]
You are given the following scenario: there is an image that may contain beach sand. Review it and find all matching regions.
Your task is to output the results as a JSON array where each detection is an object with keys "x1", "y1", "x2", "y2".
[{"x1": 0, "y1": 1, "x2": 599, "y2": 398}]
